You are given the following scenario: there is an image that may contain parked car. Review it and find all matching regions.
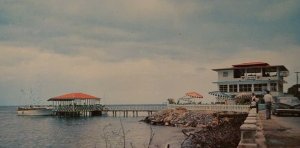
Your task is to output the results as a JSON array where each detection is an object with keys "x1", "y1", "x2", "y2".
[{"x1": 272, "y1": 96, "x2": 300, "y2": 116}]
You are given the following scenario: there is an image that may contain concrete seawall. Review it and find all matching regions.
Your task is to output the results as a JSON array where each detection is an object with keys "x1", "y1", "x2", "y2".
[{"x1": 238, "y1": 108, "x2": 267, "y2": 148}]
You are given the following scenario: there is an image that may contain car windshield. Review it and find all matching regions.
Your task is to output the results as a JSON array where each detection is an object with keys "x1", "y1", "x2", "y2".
[{"x1": 279, "y1": 97, "x2": 300, "y2": 106}]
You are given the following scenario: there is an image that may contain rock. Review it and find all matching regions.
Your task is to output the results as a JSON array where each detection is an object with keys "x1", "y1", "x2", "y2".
[
  {"x1": 196, "y1": 124, "x2": 206, "y2": 128},
  {"x1": 175, "y1": 107, "x2": 188, "y2": 112},
  {"x1": 182, "y1": 128, "x2": 195, "y2": 136},
  {"x1": 181, "y1": 112, "x2": 248, "y2": 148},
  {"x1": 143, "y1": 108, "x2": 248, "y2": 148}
]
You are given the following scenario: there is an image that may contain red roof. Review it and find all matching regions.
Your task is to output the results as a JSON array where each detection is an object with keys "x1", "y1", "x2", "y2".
[
  {"x1": 232, "y1": 62, "x2": 269, "y2": 67},
  {"x1": 48, "y1": 92, "x2": 101, "y2": 101},
  {"x1": 212, "y1": 62, "x2": 288, "y2": 72},
  {"x1": 185, "y1": 91, "x2": 203, "y2": 98}
]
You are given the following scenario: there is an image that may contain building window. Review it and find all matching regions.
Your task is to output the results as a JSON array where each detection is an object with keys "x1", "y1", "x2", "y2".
[
  {"x1": 270, "y1": 83, "x2": 277, "y2": 91},
  {"x1": 229, "y1": 84, "x2": 237, "y2": 92},
  {"x1": 262, "y1": 67, "x2": 277, "y2": 77},
  {"x1": 234, "y1": 69, "x2": 245, "y2": 78},
  {"x1": 239, "y1": 84, "x2": 252, "y2": 92},
  {"x1": 223, "y1": 72, "x2": 228, "y2": 77},
  {"x1": 254, "y1": 83, "x2": 267, "y2": 91},
  {"x1": 219, "y1": 85, "x2": 228, "y2": 92},
  {"x1": 247, "y1": 68, "x2": 261, "y2": 76}
]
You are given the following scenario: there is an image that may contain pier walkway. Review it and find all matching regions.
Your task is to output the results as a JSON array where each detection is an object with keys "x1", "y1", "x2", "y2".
[
  {"x1": 167, "y1": 104, "x2": 250, "y2": 112},
  {"x1": 103, "y1": 104, "x2": 250, "y2": 117},
  {"x1": 51, "y1": 104, "x2": 250, "y2": 117},
  {"x1": 104, "y1": 104, "x2": 166, "y2": 117}
]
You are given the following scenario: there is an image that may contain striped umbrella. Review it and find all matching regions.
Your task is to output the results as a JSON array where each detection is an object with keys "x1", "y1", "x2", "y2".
[{"x1": 208, "y1": 91, "x2": 232, "y2": 99}]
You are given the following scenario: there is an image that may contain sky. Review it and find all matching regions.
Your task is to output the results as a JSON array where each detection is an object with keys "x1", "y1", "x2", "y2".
[{"x1": 0, "y1": 0, "x2": 300, "y2": 106}]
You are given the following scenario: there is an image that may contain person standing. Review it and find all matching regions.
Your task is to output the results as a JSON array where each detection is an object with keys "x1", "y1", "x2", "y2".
[
  {"x1": 250, "y1": 93, "x2": 256, "y2": 109},
  {"x1": 251, "y1": 93, "x2": 259, "y2": 113},
  {"x1": 263, "y1": 90, "x2": 274, "y2": 119}
]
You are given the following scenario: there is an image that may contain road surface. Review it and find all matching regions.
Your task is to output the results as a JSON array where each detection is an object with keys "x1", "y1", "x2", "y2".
[
  {"x1": 272, "y1": 115, "x2": 300, "y2": 133},
  {"x1": 259, "y1": 111, "x2": 300, "y2": 147}
]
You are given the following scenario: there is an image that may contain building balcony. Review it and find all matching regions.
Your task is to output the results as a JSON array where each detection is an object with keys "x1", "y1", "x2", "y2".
[{"x1": 238, "y1": 73, "x2": 287, "y2": 81}]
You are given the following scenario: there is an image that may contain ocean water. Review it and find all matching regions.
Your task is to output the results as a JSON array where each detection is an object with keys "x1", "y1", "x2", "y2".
[{"x1": 0, "y1": 106, "x2": 183, "y2": 148}]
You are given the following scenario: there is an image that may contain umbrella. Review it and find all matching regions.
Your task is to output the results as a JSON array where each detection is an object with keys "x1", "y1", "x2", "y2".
[
  {"x1": 185, "y1": 91, "x2": 203, "y2": 98},
  {"x1": 208, "y1": 91, "x2": 232, "y2": 99},
  {"x1": 177, "y1": 91, "x2": 203, "y2": 104},
  {"x1": 208, "y1": 91, "x2": 234, "y2": 103}
]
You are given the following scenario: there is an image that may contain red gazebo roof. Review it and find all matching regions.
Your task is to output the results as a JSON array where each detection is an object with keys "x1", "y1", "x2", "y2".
[{"x1": 48, "y1": 92, "x2": 101, "y2": 101}]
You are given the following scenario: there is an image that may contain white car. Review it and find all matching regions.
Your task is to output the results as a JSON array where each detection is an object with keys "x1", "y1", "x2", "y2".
[{"x1": 272, "y1": 96, "x2": 300, "y2": 116}]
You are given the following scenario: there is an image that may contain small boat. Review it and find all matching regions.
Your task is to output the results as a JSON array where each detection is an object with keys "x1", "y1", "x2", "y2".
[{"x1": 17, "y1": 106, "x2": 53, "y2": 116}]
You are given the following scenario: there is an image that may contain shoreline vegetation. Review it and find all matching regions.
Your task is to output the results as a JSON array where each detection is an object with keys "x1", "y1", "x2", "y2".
[{"x1": 142, "y1": 107, "x2": 247, "y2": 148}]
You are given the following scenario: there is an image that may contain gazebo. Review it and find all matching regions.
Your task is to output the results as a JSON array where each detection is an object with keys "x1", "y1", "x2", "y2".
[{"x1": 48, "y1": 92, "x2": 102, "y2": 116}]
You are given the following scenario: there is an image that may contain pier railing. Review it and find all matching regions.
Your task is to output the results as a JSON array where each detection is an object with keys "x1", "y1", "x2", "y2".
[
  {"x1": 53, "y1": 105, "x2": 103, "y2": 112},
  {"x1": 53, "y1": 104, "x2": 250, "y2": 112},
  {"x1": 103, "y1": 104, "x2": 167, "y2": 117},
  {"x1": 104, "y1": 104, "x2": 166, "y2": 111},
  {"x1": 52, "y1": 104, "x2": 250, "y2": 113},
  {"x1": 167, "y1": 104, "x2": 250, "y2": 112},
  {"x1": 104, "y1": 104, "x2": 250, "y2": 112}
]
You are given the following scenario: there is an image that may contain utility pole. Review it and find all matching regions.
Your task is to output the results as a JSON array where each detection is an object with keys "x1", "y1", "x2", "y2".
[{"x1": 296, "y1": 72, "x2": 300, "y2": 96}]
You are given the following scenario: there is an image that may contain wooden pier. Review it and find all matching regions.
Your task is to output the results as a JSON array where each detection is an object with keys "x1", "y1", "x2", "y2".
[
  {"x1": 104, "y1": 104, "x2": 167, "y2": 117},
  {"x1": 167, "y1": 104, "x2": 250, "y2": 112},
  {"x1": 48, "y1": 103, "x2": 250, "y2": 117}
]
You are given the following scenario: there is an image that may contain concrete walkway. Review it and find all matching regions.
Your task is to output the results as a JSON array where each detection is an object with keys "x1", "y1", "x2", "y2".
[{"x1": 258, "y1": 110, "x2": 300, "y2": 148}]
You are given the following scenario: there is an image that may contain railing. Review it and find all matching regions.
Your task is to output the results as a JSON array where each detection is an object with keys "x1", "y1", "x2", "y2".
[
  {"x1": 104, "y1": 104, "x2": 167, "y2": 111},
  {"x1": 53, "y1": 104, "x2": 250, "y2": 112},
  {"x1": 53, "y1": 105, "x2": 103, "y2": 112},
  {"x1": 167, "y1": 104, "x2": 250, "y2": 112},
  {"x1": 237, "y1": 108, "x2": 267, "y2": 147}
]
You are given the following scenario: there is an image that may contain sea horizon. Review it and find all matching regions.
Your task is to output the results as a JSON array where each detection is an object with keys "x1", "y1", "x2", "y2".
[{"x1": 0, "y1": 106, "x2": 184, "y2": 148}]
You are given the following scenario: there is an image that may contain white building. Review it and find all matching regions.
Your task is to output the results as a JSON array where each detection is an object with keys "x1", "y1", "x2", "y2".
[{"x1": 212, "y1": 62, "x2": 289, "y2": 98}]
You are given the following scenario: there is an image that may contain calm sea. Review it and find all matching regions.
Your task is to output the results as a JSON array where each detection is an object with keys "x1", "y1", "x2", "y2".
[{"x1": 0, "y1": 106, "x2": 183, "y2": 148}]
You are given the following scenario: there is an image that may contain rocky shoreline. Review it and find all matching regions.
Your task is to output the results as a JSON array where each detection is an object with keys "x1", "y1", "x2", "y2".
[{"x1": 142, "y1": 107, "x2": 247, "y2": 148}]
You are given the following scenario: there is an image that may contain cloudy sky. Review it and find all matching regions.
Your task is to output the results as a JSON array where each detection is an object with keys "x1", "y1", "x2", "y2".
[{"x1": 0, "y1": 0, "x2": 300, "y2": 105}]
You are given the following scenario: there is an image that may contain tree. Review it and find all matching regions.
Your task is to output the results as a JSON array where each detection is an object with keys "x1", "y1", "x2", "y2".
[
  {"x1": 167, "y1": 98, "x2": 176, "y2": 104},
  {"x1": 287, "y1": 84, "x2": 300, "y2": 99}
]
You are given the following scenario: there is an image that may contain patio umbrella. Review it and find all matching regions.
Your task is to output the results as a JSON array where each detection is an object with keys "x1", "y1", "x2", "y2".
[
  {"x1": 178, "y1": 91, "x2": 203, "y2": 104},
  {"x1": 208, "y1": 91, "x2": 232, "y2": 99},
  {"x1": 208, "y1": 91, "x2": 234, "y2": 103},
  {"x1": 185, "y1": 91, "x2": 203, "y2": 98}
]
